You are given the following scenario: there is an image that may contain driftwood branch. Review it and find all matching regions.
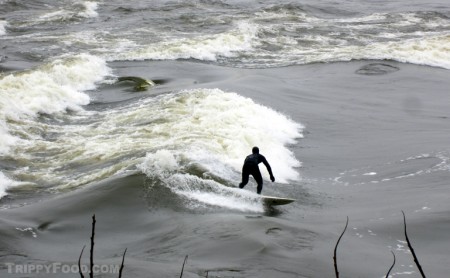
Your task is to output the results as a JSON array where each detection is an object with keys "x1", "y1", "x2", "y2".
[
  {"x1": 333, "y1": 216, "x2": 349, "y2": 278},
  {"x1": 118, "y1": 248, "x2": 127, "y2": 278},
  {"x1": 385, "y1": 250, "x2": 396, "y2": 278},
  {"x1": 78, "y1": 245, "x2": 86, "y2": 278},
  {"x1": 180, "y1": 255, "x2": 188, "y2": 278},
  {"x1": 90, "y1": 214, "x2": 96, "y2": 278},
  {"x1": 402, "y1": 211, "x2": 426, "y2": 278}
]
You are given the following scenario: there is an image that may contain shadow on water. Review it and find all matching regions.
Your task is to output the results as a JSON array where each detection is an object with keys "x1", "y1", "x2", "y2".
[{"x1": 263, "y1": 205, "x2": 283, "y2": 217}]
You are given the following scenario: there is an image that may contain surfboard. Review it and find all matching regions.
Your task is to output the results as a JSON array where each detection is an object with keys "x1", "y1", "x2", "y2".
[{"x1": 261, "y1": 195, "x2": 295, "y2": 206}]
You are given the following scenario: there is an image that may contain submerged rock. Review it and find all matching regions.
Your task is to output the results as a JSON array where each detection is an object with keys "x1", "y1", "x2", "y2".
[
  {"x1": 356, "y1": 63, "x2": 400, "y2": 75},
  {"x1": 117, "y1": 76, "x2": 155, "y2": 91}
]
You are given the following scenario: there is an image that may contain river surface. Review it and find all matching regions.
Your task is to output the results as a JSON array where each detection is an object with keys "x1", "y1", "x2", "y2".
[{"x1": 1, "y1": 1, "x2": 450, "y2": 277}]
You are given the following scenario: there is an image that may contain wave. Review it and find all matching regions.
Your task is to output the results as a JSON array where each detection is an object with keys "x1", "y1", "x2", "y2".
[
  {"x1": 109, "y1": 21, "x2": 259, "y2": 62},
  {"x1": 3, "y1": 0, "x2": 100, "y2": 31},
  {"x1": 0, "y1": 20, "x2": 7, "y2": 36},
  {"x1": 349, "y1": 35, "x2": 450, "y2": 69},
  {"x1": 37, "y1": 1, "x2": 99, "y2": 22},
  {"x1": 135, "y1": 89, "x2": 303, "y2": 211},
  {"x1": 4, "y1": 3, "x2": 448, "y2": 69},
  {"x1": 0, "y1": 53, "x2": 111, "y2": 155},
  {"x1": 136, "y1": 89, "x2": 303, "y2": 182},
  {"x1": 0, "y1": 86, "x2": 303, "y2": 207},
  {"x1": 105, "y1": 10, "x2": 450, "y2": 69},
  {"x1": 0, "y1": 171, "x2": 17, "y2": 199}
]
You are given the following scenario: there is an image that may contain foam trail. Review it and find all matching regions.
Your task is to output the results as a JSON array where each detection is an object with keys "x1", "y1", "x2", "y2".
[{"x1": 139, "y1": 154, "x2": 264, "y2": 212}]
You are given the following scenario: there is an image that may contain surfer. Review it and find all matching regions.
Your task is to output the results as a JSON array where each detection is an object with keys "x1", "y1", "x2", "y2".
[{"x1": 239, "y1": 146, "x2": 275, "y2": 194}]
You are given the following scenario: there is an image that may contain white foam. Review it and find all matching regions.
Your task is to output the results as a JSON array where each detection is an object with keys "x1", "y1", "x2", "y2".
[
  {"x1": 0, "y1": 172, "x2": 19, "y2": 199},
  {"x1": 0, "y1": 53, "x2": 108, "y2": 118},
  {"x1": 140, "y1": 150, "x2": 180, "y2": 176},
  {"x1": 38, "y1": 1, "x2": 99, "y2": 22},
  {"x1": 0, "y1": 53, "x2": 111, "y2": 154},
  {"x1": 136, "y1": 89, "x2": 303, "y2": 211},
  {"x1": 154, "y1": 171, "x2": 264, "y2": 212},
  {"x1": 15, "y1": 227, "x2": 37, "y2": 238},
  {"x1": 0, "y1": 20, "x2": 7, "y2": 36},
  {"x1": 379, "y1": 35, "x2": 450, "y2": 69},
  {"x1": 180, "y1": 189, "x2": 263, "y2": 213},
  {"x1": 216, "y1": 11, "x2": 450, "y2": 69},
  {"x1": 2, "y1": 86, "x2": 302, "y2": 206},
  {"x1": 111, "y1": 21, "x2": 259, "y2": 62},
  {"x1": 0, "y1": 121, "x2": 18, "y2": 155},
  {"x1": 137, "y1": 89, "x2": 303, "y2": 183},
  {"x1": 77, "y1": 1, "x2": 99, "y2": 18},
  {"x1": 60, "y1": 9, "x2": 450, "y2": 70},
  {"x1": 275, "y1": 33, "x2": 450, "y2": 69}
]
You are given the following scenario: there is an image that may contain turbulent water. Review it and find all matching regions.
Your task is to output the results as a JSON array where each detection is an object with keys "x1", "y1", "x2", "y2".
[{"x1": 1, "y1": 1, "x2": 450, "y2": 277}]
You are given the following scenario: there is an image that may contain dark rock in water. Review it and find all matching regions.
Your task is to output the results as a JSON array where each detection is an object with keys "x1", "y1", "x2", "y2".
[
  {"x1": 356, "y1": 63, "x2": 400, "y2": 75},
  {"x1": 116, "y1": 76, "x2": 155, "y2": 91}
]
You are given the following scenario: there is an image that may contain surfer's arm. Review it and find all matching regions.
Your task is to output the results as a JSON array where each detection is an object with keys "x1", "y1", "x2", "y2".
[{"x1": 261, "y1": 156, "x2": 275, "y2": 182}]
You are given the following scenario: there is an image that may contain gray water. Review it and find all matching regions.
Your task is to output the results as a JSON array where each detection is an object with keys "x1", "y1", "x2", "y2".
[{"x1": 1, "y1": 1, "x2": 450, "y2": 277}]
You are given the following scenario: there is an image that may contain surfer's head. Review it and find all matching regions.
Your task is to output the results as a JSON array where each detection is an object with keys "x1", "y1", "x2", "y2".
[{"x1": 252, "y1": 146, "x2": 259, "y2": 154}]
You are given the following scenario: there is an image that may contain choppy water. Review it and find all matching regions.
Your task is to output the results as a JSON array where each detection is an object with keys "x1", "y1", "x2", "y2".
[
  {"x1": 1, "y1": 1, "x2": 450, "y2": 277},
  {"x1": 1, "y1": 0, "x2": 449, "y2": 201}
]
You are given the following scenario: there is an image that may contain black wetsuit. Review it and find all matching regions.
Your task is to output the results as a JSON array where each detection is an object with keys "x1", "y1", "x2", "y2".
[{"x1": 239, "y1": 153, "x2": 274, "y2": 194}]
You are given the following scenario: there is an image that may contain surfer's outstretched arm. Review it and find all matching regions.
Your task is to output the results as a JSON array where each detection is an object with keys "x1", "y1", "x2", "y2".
[{"x1": 261, "y1": 156, "x2": 275, "y2": 182}]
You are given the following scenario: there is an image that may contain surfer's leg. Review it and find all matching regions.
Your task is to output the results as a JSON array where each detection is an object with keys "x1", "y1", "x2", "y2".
[
  {"x1": 239, "y1": 166, "x2": 250, "y2": 188},
  {"x1": 252, "y1": 169, "x2": 263, "y2": 194}
]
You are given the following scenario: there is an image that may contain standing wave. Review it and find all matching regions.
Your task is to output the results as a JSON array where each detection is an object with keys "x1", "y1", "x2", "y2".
[
  {"x1": 136, "y1": 89, "x2": 303, "y2": 211},
  {"x1": 0, "y1": 87, "x2": 303, "y2": 209},
  {"x1": 104, "y1": 9, "x2": 450, "y2": 69}
]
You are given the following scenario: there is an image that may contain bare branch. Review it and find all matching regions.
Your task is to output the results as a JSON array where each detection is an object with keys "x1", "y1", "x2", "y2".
[
  {"x1": 90, "y1": 214, "x2": 96, "y2": 278},
  {"x1": 180, "y1": 255, "x2": 188, "y2": 278},
  {"x1": 333, "y1": 216, "x2": 349, "y2": 278},
  {"x1": 78, "y1": 245, "x2": 86, "y2": 278},
  {"x1": 402, "y1": 211, "x2": 426, "y2": 278},
  {"x1": 118, "y1": 248, "x2": 127, "y2": 278},
  {"x1": 385, "y1": 251, "x2": 396, "y2": 278}
]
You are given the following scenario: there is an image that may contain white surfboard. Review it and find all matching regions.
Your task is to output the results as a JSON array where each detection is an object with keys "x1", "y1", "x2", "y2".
[{"x1": 261, "y1": 195, "x2": 295, "y2": 206}]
